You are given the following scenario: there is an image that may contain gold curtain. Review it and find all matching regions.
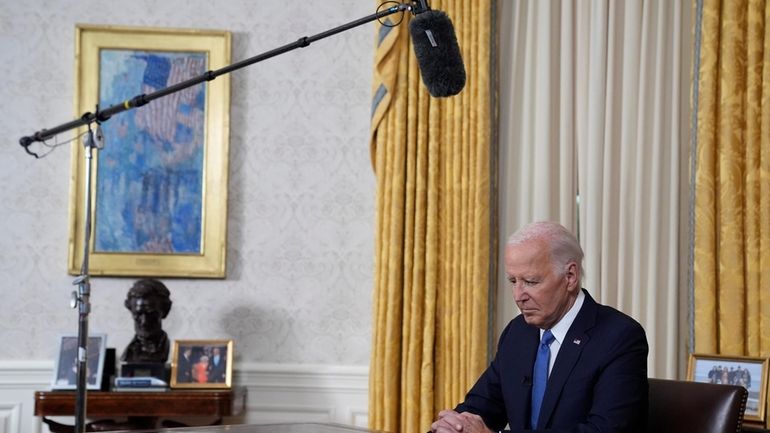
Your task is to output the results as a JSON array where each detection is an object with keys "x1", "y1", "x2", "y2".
[
  {"x1": 368, "y1": 1, "x2": 493, "y2": 432},
  {"x1": 693, "y1": 0, "x2": 770, "y2": 357}
]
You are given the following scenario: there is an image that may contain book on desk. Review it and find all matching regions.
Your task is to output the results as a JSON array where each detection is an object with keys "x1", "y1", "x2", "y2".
[{"x1": 114, "y1": 376, "x2": 168, "y2": 391}]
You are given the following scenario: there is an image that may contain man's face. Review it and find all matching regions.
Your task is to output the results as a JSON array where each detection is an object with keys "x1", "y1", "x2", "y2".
[
  {"x1": 130, "y1": 296, "x2": 163, "y2": 338},
  {"x1": 505, "y1": 239, "x2": 578, "y2": 329}
]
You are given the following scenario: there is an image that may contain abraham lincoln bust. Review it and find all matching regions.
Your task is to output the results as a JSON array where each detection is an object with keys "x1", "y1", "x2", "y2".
[{"x1": 121, "y1": 279, "x2": 173, "y2": 363}]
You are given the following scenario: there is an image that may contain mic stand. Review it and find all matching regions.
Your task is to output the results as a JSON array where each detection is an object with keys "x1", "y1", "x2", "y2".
[
  {"x1": 18, "y1": 3, "x2": 425, "y2": 433},
  {"x1": 72, "y1": 121, "x2": 100, "y2": 433}
]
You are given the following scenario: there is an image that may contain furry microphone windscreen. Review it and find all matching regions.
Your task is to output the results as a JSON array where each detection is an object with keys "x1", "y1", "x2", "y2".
[{"x1": 408, "y1": 9, "x2": 467, "y2": 97}]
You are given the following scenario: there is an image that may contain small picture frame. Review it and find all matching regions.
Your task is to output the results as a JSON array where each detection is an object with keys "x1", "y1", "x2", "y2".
[
  {"x1": 51, "y1": 334, "x2": 107, "y2": 390},
  {"x1": 687, "y1": 353, "x2": 769, "y2": 424},
  {"x1": 170, "y1": 339, "x2": 233, "y2": 388}
]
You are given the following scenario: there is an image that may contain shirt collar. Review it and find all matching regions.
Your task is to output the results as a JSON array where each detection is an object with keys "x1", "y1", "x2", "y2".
[{"x1": 542, "y1": 289, "x2": 585, "y2": 345}]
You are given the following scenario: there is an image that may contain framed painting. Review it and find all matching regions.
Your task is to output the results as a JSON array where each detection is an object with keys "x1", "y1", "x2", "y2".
[
  {"x1": 170, "y1": 339, "x2": 233, "y2": 389},
  {"x1": 687, "y1": 353, "x2": 769, "y2": 424},
  {"x1": 68, "y1": 24, "x2": 231, "y2": 277},
  {"x1": 51, "y1": 334, "x2": 107, "y2": 390}
]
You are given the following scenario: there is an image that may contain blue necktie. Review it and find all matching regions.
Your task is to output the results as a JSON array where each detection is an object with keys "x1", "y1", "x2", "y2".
[{"x1": 531, "y1": 329, "x2": 555, "y2": 429}]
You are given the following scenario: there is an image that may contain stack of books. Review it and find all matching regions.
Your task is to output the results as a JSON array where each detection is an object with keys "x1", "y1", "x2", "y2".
[
  {"x1": 114, "y1": 376, "x2": 168, "y2": 391},
  {"x1": 113, "y1": 363, "x2": 170, "y2": 391}
]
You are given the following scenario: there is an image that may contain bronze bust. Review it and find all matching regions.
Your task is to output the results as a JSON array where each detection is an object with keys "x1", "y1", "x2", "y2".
[{"x1": 121, "y1": 279, "x2": 173, "y2": 363}]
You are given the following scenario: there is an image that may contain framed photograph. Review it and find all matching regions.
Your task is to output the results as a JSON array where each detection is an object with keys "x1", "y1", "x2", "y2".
[
  {"x1": 51, "y1": 334, "x2": 107, "y2": 390},
  {"x1": 687, "y1": 353, "x2": 769, "y2": 423},
  {"x1": 68, "y1": 24, "x2": 232, "y2": 278},
  {"x1": 170, "y1": 339, "x2": 233, "y2": 388}
]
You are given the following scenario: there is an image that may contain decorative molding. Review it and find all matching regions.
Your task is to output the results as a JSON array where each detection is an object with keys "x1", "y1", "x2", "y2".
[
  {"x1": 349, "y1": 408, "x2": 369, "y2": 428},
  {"x1": 237, "y1": 362, "x2": 369, "y2": 391},
  {"x1": 0, "y1": 361, "x2": 51, "y2": 388},
  {"x1": 236, "y1": 363, "x2": 369, "y2": 427},
  {"x1": 0, "y1": 402, "x2": 21, "y2": 433}
]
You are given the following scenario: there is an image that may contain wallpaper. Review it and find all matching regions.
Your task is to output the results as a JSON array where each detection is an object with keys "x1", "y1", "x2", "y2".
[{"x1": 0, "y1": 0, "x2": 376, "y2": 365}]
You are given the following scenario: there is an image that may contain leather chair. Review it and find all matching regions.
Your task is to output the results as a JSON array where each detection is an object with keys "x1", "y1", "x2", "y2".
[{"x1": 648, "y1": 378, "x2": 748, "y2": 433}]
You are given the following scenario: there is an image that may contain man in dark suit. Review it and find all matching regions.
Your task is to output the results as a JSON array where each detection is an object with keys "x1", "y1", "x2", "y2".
[
  {"x1": 431, "y1": 222, "x2": 648, "y2": 433},
  {"x1": 208, "y1": 346, "x2": 227, "y2": 383},
  {"x1": 176, "y1": 347, "x2": 194, "y2": 383}
]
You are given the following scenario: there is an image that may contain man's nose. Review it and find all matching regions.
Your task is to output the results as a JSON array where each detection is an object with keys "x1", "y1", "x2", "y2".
[{"x1": 512, "y1": 282, "x2": 527, "y2": 300}]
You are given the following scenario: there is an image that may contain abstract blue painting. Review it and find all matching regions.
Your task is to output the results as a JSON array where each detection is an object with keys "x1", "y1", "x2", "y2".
[{"x1": 95, "y1": 50, "x2": 207, "y2": 254}]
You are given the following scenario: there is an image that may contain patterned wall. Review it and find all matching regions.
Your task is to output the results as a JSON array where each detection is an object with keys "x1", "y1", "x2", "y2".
[{"x1": 0, "y1": 0, "x2": 375, "y2": 366}]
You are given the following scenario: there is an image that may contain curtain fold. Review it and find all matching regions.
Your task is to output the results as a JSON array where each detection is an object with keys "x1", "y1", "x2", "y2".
[
  {"x1": 369, "y1": 1, "x2": 493, "y2": 432},
  {"x1": 692, "y1": 0, "x2": 770, "y2": 360},
  {"x1": 499, "y1": 0, "x2": 687, "y2": 379}
]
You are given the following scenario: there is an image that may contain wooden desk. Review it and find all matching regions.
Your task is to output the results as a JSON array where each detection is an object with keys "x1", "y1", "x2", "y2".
[
  {"x1": 77, "y1": 422, "x2": 381, "y2": 433},
  {"x1": 34, "y1": 387, "x2": 246, "y2": 431}
]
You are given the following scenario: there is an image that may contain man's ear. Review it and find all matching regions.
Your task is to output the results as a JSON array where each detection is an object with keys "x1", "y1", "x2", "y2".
[{"x1": 565, "y1": 261, "x2": 579, "y2": 292}]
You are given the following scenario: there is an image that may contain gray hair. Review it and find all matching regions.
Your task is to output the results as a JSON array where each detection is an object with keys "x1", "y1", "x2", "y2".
[{"x1": 507, "y1": 221, "x2": 585, "y2": 285}]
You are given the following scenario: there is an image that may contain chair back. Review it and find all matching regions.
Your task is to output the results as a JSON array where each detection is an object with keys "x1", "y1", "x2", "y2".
[{"x1": 647, "y1": 378, "x2": 748, "y2": 433}]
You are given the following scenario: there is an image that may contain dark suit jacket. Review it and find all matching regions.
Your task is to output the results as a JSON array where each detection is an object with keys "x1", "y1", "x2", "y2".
[
  {"x1": 208, "y1": 356, "x2": 227, "y2": 383},
  {"x1": 456, "y1": 289, "x2": 648, "y2": 433}
]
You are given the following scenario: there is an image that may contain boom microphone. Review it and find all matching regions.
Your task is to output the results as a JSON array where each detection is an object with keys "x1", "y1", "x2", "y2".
[{"x1": 409, "y1": 8, "x2": 466, "y2": 97}]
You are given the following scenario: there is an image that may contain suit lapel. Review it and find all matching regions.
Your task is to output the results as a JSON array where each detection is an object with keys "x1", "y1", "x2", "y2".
[
  {"x1": 510, "y1": 324, "x2": 540, "y2": 429},
  {"x1": 537, "y1": 290, "x2": 598, "y2": 428}
]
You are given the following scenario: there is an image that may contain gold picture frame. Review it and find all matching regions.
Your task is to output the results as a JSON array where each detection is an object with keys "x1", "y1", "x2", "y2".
[
  {"x1": 687, "y1": 353, "x2": 769, "y2": 424},
  {"x1": 68, "y1": 24, "x2": 231, "y2": 277},
  {"x1": 170, "y1": 339, "x2": 233, "y2": 388}
]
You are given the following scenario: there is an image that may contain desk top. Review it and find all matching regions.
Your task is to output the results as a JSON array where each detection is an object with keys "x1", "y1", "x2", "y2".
[
  {"x1": 34, "y1": 387, "x2": 246, "y2": 417},
  {"x1": 104, "y1": 422, "x2": 383, "y2": 433}
]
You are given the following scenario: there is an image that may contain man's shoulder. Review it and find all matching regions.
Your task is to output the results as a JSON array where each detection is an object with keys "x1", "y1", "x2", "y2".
[
  {"x1": 594, "y1": 300, "x2": 644, "y2": 329},
  {"x1": 581, "y1": 289, "x2": 644, "y2": 327},
  {"x1": 587, "y1": 299, "x2": 647, "y2": 344}
]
